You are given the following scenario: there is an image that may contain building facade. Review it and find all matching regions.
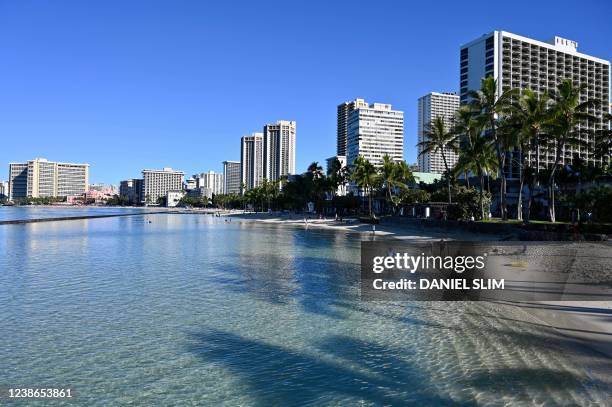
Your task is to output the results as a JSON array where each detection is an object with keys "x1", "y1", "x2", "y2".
[
  {"x1": 417, "y1": 92, "x2": 460, "y2": 174},
  {"x1": 142, "y1": 168, "x2": 184, "y2": 204},
  {"x1": 263, "y1": 120, "x2": 296, "y2": 182},
  {"x1": 166, "y1": 190, "x2": 186, "y2": 207},
  {"x1": 119, "y1": 179, "x2": 144, "y2": 205},
  {"x1": 223, "y1": 160, "x2": 241, "y2": 194},
  {"x1": 326, "y1": 155, "x2": 347, "y2": 196},
  {"x1": 8, "y1": 158, "x2": 89, "y2": 200},
  {"x1": 346, "y1": 102, "x2": 404, "y2": 167},
  {"x1": 0, "y1": 181, "x2": 8, "y2": 200},
  {"x1": 196, "y1": 171, "x2": 224, "y2": 197},
  {"x1": 8, "y1": 162, "x2": 28, "y2": 201},
  {"x1": 240, "y1": 133, "x2": 264, "y2": 191},
  {"x1": 337, "y1": 99, "x2": 369, "y2": 156},
  {"x1": 460, "y1": 31, "x2": 610, "y2": 174}
]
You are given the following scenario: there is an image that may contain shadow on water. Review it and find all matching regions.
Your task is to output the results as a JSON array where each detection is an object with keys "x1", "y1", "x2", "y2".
[
  {"x1": 186, "y1": 329, "x2": 464, "y2": 406},
  {"x1": 186, "y1": 327, "x2": 612, "y2": 405},
  {"x1": 208, "y1": 253, "x2": 360, "y2": 319}
]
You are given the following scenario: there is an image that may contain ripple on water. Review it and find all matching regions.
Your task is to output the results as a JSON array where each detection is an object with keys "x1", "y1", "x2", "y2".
[{"x1": 0, "y1": 213, "x2": 610, "y2": 405}]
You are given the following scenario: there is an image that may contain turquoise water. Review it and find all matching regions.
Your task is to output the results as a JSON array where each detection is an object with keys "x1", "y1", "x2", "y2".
[{"x1": 0, "y1": 213, "x2": 610, "y2": 405}]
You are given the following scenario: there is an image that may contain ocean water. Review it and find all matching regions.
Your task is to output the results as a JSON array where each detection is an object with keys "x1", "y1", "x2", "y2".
[
  {"x1": 0, "y1": 213, "x2": 610, "y2": 406},
  {"x1": 0, "y1": 206, "x2": 152, "y2": 222}
]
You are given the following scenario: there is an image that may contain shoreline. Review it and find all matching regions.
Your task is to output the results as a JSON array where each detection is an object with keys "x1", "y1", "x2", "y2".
[{"x1": 225, "y1": 211, "x2": 502, "y2": 241}]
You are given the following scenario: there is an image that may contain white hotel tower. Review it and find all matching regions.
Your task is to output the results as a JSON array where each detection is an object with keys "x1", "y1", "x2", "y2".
[
  {"x1": 417, "y1": 92, "x2": 460, "y2": 174},
  {"x1": 346, "y1": 101, "x2": 404, "y2": 167},
  {"x1": 460, "y1": 31, "x2": 610, "y2": 174}
]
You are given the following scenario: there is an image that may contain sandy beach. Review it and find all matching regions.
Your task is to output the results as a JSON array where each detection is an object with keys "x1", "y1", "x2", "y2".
[{"x1": 225, "y1": 211, "x2": 500, "y2": 241}]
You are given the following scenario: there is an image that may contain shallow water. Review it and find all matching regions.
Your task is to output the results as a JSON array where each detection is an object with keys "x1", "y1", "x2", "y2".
[
  {"x1": 0, "y1": 206, "x2": 151, "y2": 221},
  {"x1": 0, "y1": 213, "x2": 610, "y2": 405}
]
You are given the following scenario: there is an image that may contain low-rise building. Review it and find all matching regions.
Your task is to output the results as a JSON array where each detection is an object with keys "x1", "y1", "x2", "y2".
[
  {"x1": 326, "y1": 155, "x2": 348, "y2": 196},
  {"x1": 119, "y1": 179, "x2": 144, "y2": 205},
  {"x1": 0, "y1": 181, "x2": 8, "y2": 200},
  {"x1": 166, "y1": 190, "x2": 186, "y2": 207}
]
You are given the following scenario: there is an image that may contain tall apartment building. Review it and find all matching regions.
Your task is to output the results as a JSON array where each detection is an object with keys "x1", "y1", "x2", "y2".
[
  {"x1": 119, "y1": 179, "x2": 143, "y2": 205},
  {"x1": 142, "y1": 168, "x2": 184, "y2": 204},
  {"x1": 460, "y1": 31, "x2": 610, "y2": 173},
  {"x1": 263, "y1": 120, "x2": 296, "y2": 182},
  {"x1": 346, "y1": 101, "x2": 404, "y2": 167},
  {"x1": 8, "y1": 158, "x2": 89, "y2": 200},
  {"x1": 337, "y1": 99, "x2": 369, "y2": 156},
  {"x1": 223, "y1": 160, "x2": 241, "y2": 194},
  {"x1": 240, "y1": 133, "x2": 264, "y2": 191},
  {"x1": 196, "y1": 171, "x2": 224, "y2": 196},
  {"x1": 8, "y1": 162, "x2": 28, "y2": 200},
  {"x1": 417, "y1": 92, "x2": 460, "y2": 174}
]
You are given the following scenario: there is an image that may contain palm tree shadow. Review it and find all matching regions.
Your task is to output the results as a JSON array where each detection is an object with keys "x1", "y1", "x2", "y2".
[{"x1": 186, "y1": 329, "x2": 463, "y2": 406}]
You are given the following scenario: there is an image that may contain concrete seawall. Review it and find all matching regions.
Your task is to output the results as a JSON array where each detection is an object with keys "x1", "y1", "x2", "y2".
[{"x1": 0, "y1": 211, "x2": 169, "y2": 225}]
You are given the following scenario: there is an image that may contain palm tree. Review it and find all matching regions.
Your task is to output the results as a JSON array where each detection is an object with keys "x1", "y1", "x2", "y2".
[
  {"x1": 306, "y1": 162, "x2": 326, "y2": 212},
  {"x1": 351, "y1": 156, "x2": 378, "y2": 218},
  {"x1": 418, "y1": 115, "x2": 459, "y2": 203},
  {"x1": 380, "y1": 155, "x2": 396, "y2": 209},
  {"x1": 509, "y1": 89, "x2": 551, "y2": 221},
  {"x1": 468, "y1": 76, "x2": 518, "y2": 220},
  {"x1": 388, "y1": 160, "x2": 415, "y2": 213},
  {"x1": 453, "y1": 107, "x2": 496, "y2": 219},
  {"x1": 594, "y1": 112, "x2": 612, "y2": 169},
  {"x1": 379, "y1": 155, "x2": 414, "y2": 212},
  {"x1": 543, "y1": 79, "x2": 596, "y2": 222},
  {"x1": 327, "y1": 157, "x2": 348, "y2": 199}
]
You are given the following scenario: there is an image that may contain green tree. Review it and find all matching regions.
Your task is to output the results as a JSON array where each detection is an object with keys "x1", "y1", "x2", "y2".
[
  {"x1": 351, "y1": 156, "x2": 378, "y2": 218},
  {"x1": 417, "y1": 115, "x2": 459, "y2": 204},
  {"x1": 593, "y1": 112, "x2": 612, "y2": 169},
  {"x1": 379, "y1": 155, "x2": 414, "y2": 213},
  {"x1": 508, "y1": 89, "x2": 551, "y2": 221},
  {"x1": 543, "y1": 79, "x2": 596, "y2": 222},
  {"x1": 326, "y1": 157, "x2": 349, "y2": 203},
  {"x1": 453, "y1": 107, "x2": 497, "y2": 220},
  {"x1": 468, "y1": 76, "x2": 518, "y2": 220}
]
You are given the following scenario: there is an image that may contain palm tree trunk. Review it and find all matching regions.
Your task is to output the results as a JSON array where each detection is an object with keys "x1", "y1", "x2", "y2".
[
  {"x1": 526, "y1": 182, "x2": 533, "y2": 222},
  {"x1": 517, "y1": 147, "x2": 524, "y2": 221},
  {"x1": 548, "y1": 142, "x2": 563, "y2": 223},
  {"x1": 495, "y1": 148, "x2": 507, "y2": 220},
  {"x1": 441, "y1": 151, "x2": 452, "y2": 204},
  {"x1": 368, "y1": 187, "x2": 373, "y2": 218},
  {"x1": 465, "y1": 172, "x2": 470, "y2": 189},
  {"x1": 479, "y1": 170, "x2": 485, "y2": 220}
]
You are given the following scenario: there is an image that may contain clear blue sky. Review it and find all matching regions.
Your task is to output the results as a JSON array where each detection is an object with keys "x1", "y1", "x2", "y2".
[{"x1": 1, "y1": 0, "x2": 610, "y2": 184}]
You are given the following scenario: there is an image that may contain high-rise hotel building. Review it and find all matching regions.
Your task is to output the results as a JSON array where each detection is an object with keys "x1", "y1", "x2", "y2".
[
  {"x1": 223, "y1": 160, "x2": 241, "y2": 194},
  {"x1": 142, "y1": 167, "x2": 184, "y2": 204},
  {"x1": 196, "y1": 171, "x2": 224, "y2": 196},
  {"x1": 337, "y1": 99, "x2": 369, "y2": 156},
  {"x1": 346, "y1": 101, "x2": 404, "y2": 167},
  {"x1": 240, "y1": 133, "x2": 264, "y2": 191},
  {"x1": 417, "y1": 92, "x2": 460, "y2": 174},
  {"x1": 263, "y1": 120, "x2": 296, "y2": 182},
  {"x1": 8, "y1": 158, "x2": 89, "y2": 200},
  {"x1": 460, "y1": 31, "x2": 610, "y2": 173}
]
